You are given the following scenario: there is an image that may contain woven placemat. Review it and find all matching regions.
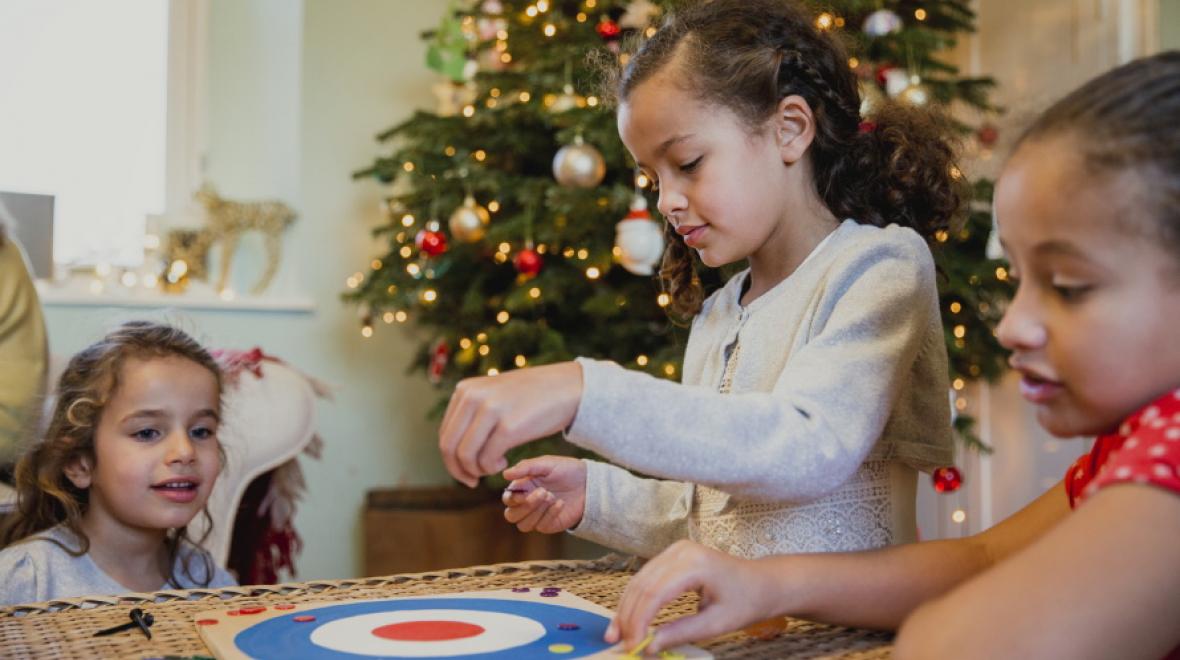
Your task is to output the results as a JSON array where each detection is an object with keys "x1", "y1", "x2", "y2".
[{"x1": 0, "y1": 554, "x2": 891, "y2": 659}]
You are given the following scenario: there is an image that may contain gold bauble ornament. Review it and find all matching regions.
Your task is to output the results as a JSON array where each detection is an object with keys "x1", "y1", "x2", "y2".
[
  {"x1": 455, "y1": 344, "x2": 477, "y2": 367},
  {"x1": 552, "y1": 135, "x2": 606, "y2": 188},
  {"x1": 548, "y1": 84, "x2": 584, "y2": 114},
  {"x1": 899, "y1": 82, "x2": 930, "y2": 107},
  {"x1": 858, "y1": 81, "x2": 887, "y2": 117},
  {"x1": 448, "y1": 195, "x2": 491, "y2": 243}
]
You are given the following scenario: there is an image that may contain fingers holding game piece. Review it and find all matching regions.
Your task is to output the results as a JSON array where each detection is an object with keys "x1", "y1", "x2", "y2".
[
  {"x1": 502, "y1": 456, "x2": 560, "y2": 482},
  {"x1": 505, "y1": 488, "x2": 561, "y2": 532},
  {"x1": 438, "y1": 364, "x2": 585, "y2": 487},
  {"x1": 610, "y1": 540, "x2": 764, "y2": 653},
  {"x1": 501, "y1": 477, "x2": 537, "y2": 504}
]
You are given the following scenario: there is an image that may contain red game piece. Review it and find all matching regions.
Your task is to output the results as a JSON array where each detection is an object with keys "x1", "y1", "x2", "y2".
[
  {"x1": 274, "y1": 604, "x2": 296, "y2": 610},
  {"x1": 196, "y1": 619, "x2": 220, "y2": 626},
  {"x1": 293, "y1": 615, "x2": 316, "y2": 623},
  {"x1": 238, "y1": 606, "x2": 267, "y2": 615}
]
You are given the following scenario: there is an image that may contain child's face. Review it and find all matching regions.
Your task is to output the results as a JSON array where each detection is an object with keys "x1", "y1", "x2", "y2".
[
  {"x1": 994, "y1": 137, "x2": 1180, "y2": 437},
  {"x1": 617, "y1": 67, "x2": 791, "y2": 268},
  {"x1": 70, "y1": 355, "x2": 221, "y2": 534}
]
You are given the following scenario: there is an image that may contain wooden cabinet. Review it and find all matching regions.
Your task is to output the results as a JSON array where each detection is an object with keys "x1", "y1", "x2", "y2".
[{"x1": 363, "y1": 486, "x2": 564, "y2": 576}]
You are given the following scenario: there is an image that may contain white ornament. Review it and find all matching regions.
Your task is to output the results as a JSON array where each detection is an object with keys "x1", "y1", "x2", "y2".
[
  {"x1": 552, "y1": 135, "x2": 606, "y2": 188},
  {"x1": 862, "y1": 9, "x2": 903, "y2": 37},
  {"x1": 615, "y1": 196, "x2": 664, "y2": 275},
  {"x1": 883, "y1": 68, "x2": 911, "y2": 98},
  {"x1": 620, "y1": 0, "x2": 660, "y2": 30},
  {"x1": 462, "y1": 57, "x2": 479, "y2": 81},
  {"x1": 986, "y1": 207, "x2": 1004, "y2": 260}
]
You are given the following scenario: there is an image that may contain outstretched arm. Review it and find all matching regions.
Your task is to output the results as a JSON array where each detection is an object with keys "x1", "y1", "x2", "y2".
[
  {"x1": 568, "y1": 240, "x2": 944, "y2": 501},
  {"x1": 439, "y1": 238, "x2": 945, "y2": 500},
  {"x1": 896, "y1": 483, "x2": 1180, "y2": 659},
  {"x1": 609, "y1": 481, "x2": 1069, "y2": 653}
]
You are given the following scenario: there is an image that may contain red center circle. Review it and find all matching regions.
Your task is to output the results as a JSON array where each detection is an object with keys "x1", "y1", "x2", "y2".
[{"x1": 371, "y1": 620, "x2": 485, "y2": 642}]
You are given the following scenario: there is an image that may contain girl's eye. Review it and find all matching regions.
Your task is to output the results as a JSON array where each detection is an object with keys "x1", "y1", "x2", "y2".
[
  {"x1": 1053, "y1": 284, "x2": 1091, "y2": 302},
  {"x1": 190, "y1": 426, "x2": 216, "y2": 440},
  {"x1": 679, "y1": 156, "x2": 702, "y2": 173},
  {"x1": 133, "y1": 428, "x2": 160, "y2": 441}
]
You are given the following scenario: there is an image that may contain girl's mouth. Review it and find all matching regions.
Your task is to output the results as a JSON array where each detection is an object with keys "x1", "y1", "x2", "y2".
[
  {"x1": 1018, "y1": 373, "x2": 1064, "y2": 404},
  {"x1": 680, "y1": 225, "x2": 707, "y2": 247},
  {"x1": 151, "y1": 480, "x2": 199, "y2": 503}
]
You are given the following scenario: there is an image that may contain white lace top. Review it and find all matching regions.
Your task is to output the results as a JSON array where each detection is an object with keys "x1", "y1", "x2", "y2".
[{"x1": 567, "y1": 220, "x2": 952, "y2": 559}]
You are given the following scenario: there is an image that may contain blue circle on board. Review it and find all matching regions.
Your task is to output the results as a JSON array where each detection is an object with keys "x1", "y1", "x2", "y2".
[{"x1": 232, "y1": 597, "x2": 613, "y2": 659}]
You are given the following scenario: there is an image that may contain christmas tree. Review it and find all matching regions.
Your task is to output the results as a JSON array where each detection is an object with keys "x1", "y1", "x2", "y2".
[{"x1": 347, "y1": 0, "x2": 1010, "y2": 463}]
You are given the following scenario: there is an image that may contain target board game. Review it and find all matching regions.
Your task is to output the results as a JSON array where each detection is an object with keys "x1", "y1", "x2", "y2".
[{"x1": 194, "y1": 587, "x2": 712, "y2": 659}]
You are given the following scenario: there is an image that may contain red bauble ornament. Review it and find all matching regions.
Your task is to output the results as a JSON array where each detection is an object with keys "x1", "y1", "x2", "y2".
[
  {"x1": 596, "y1": 18, "x2": 621, "y2": 41},
  {"x1": 428, "y1": 338, "x2": 449, "y2": 384},
  {"x1": 932, "y1": 466, "x2": 963, "y2": 493},
  {"x1": 874, "y1": 64, "x2": 896, "y2": 88},
  {"x1": 513, "y1": 248, "x2": 543, "y2": 277},
  {"x1": 415, "y1": 229, "x2": 447, "y2": 257},
  {"x1": 977, "y1": 123, "x2": 1000, "y2": 148}
]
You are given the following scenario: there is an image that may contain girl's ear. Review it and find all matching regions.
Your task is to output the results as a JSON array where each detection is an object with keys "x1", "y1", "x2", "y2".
[
  {"x1": 63, "y1": 456, "x2": 93, "y2": 489},
  {"x1": 774, "y1": 94, "x2": 817, "y2": 165}
]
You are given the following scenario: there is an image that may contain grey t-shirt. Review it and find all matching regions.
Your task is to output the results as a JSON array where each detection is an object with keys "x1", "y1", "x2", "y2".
[{"x1": 0, "y1": 525, "x2": 236, "y2": 606}]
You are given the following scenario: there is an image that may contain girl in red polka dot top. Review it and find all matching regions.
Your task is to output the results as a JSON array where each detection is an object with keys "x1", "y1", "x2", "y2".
[{"x1": 604, "y1": 52, "x2": 1180, "y2": 659}]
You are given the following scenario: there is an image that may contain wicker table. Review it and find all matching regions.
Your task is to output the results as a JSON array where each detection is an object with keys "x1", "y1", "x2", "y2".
[{"x1": 0, "y1": 554, "x2": 891, "y2": 659}]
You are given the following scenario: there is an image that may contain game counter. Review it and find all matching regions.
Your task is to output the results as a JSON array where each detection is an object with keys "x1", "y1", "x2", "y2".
[{"x1": 0, "y1": 554, "x2": 891, "y2": 658}]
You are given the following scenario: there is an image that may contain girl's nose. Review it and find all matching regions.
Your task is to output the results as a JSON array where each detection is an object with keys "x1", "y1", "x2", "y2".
[
  {"x1": 656, "y1": 184, "x2": 686, "y2": 223},
  {"x1": 995, "y1": 286, "x2": 1047, "y2": 352},
  {"x1": 164, "y1": 430, "x2": 197, "y2": 464}
]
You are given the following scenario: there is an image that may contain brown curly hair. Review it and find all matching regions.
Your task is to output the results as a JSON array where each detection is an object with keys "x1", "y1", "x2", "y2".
[
  {"x1": 0, "y1": 321, "x2": 225, "y2": 588},
  {"x1": 1015, "y1": 51, "x2": 1180, "y2": 265},
  {"x1": 602, "y1": 0, "x2": 965, "y2": 317}
]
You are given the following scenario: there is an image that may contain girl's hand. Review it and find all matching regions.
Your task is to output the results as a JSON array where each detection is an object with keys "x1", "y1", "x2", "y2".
[
  {"x1": 439, "y1": 362, "x2": 583, "y2": 487},
  {"x1": 501, "y1": 456, "x2": 587, "y2": 533},
  {"x1": 606, "y1": 541, "x2": 777, "y2": 654}
]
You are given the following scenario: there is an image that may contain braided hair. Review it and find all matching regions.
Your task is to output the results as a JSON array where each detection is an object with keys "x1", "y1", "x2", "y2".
[{"x1": 604, "y1": 0, "x2": 965, "y2": 318}]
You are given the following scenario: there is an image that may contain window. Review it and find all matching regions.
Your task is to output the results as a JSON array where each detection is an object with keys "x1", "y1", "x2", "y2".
[{"x1": 0, "y1": 0, "x2": 204, "y2": 270}]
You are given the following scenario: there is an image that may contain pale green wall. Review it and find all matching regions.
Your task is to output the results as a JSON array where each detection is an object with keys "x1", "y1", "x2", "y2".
[
  {"x1": 42, "y1": 0, "x2": 453, "y2": 581},
  {"x1": 1163, "y1": 0, "x2": 1180, "y2": 50}
]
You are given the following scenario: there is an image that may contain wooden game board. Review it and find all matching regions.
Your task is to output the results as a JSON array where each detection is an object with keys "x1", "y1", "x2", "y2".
[{"x1": 194, "y1": 587, "x2": 712, "y2": 659}]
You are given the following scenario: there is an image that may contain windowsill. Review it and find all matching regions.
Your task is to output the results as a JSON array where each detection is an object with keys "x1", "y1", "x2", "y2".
[{"x1": 36, "y1": 279, "x2": 316, "y2": 313}]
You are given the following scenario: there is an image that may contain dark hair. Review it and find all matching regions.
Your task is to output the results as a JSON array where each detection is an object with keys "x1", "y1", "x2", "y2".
[
  {"x1": 0, "y1": 321, "x2": 224, "y2": 589},
  {"x1": 604, "y1": 0, "x2": 965, "y2": 317},
  {"x1": 1016, "y1": 50, "x2": 1180, "y2": 262}
]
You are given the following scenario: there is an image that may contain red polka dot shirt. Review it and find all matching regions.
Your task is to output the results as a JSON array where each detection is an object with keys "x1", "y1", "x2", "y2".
[
  {"x1": 1066, "y1": 389, "x2": 1180, "y2": 508},
  {"x1": 1064, "y1": 389, "x2": 1180, "y2": 659}
]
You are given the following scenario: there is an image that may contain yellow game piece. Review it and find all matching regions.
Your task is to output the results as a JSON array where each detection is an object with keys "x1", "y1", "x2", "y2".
[
  {"x1": 548, "y1": 643, "x2": 574, "y2": 654},
  {"x1": 619, "y1": 631, "x2": 655, "y2": 657},
  {"x1": 659, "y1": 651, "x2": 686, "y2": 659}
]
